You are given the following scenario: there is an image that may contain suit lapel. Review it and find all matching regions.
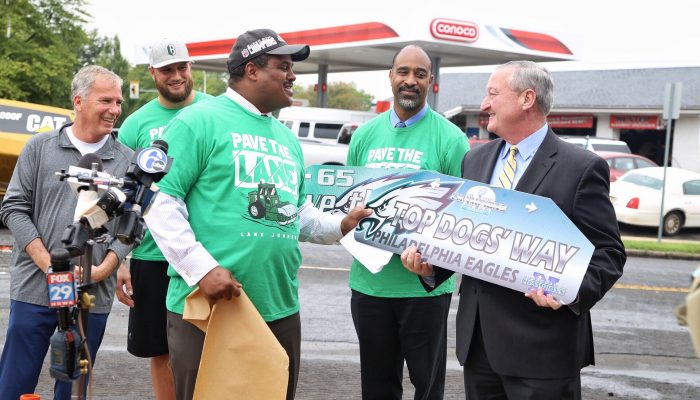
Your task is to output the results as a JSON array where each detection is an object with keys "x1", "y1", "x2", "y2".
[
  {"x1": 463, "y1": 139, "x2": 505, "y2": 183},
  {"x1": 515, "y1": 129, "x2": 558, "y2": 194}
]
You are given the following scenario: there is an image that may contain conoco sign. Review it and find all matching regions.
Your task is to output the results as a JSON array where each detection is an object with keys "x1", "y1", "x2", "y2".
[{"x1": 430, "y1": 18, "x2": 479, "y2": 43}]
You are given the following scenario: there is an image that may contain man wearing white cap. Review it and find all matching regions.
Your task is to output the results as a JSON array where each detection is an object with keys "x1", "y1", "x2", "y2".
[{"x1": 117, "y1": 39, "x2": 212, "y2": 400}]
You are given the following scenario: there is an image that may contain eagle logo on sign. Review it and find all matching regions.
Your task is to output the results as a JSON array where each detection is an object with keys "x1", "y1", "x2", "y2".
[
  {"x1": 358, "y1": 179, "x2": 461, "y2": 238},
  {"x1": 330, "y1": 173, "x2": 414, "y2": 215}
]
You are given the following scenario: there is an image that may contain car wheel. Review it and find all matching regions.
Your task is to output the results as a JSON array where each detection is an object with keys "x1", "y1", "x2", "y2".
[
  {"x1": 663, "y1": 211, "x2": 683, "y2": 236},
  {"x1": 248, "y1": 202, "x2": 265, "y2": 219}
]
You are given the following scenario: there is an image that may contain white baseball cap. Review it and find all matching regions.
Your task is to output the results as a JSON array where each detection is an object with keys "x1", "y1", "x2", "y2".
[{"x1": 149, "y1": 40, "x2": 193, "y2": 68}]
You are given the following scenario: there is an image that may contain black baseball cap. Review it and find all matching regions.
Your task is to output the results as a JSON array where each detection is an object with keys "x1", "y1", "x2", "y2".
[{"x1": 226, "y1": 28, "x2": 310, "y2": 74}]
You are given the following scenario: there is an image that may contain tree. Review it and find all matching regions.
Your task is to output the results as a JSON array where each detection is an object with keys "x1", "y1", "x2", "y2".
[
  {"x1": 0, "y1": 0, "x2": 91, "y2": 108},
  {"x1": 117, "y1": 65, "x2": 154, "y2": 125},
  {"x1": 80, "y1": 33, "x2": 140, "y2": 124},
  {"x1": 192, "y1": 70, "x2": 228, "y2": 97},
  {"x1": 293, "y1": 81, "x2": 373, "y2": 111}
]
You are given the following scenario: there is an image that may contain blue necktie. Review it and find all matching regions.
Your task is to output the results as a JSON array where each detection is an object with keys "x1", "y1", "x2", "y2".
[{"x1": 395, "y1": 121, "x2": 406, "y2": 128}]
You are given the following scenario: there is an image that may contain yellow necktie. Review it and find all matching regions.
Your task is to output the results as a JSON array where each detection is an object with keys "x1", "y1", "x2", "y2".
[{"x1": 497, "y1": 145, "x2": 518, "y2": 189}]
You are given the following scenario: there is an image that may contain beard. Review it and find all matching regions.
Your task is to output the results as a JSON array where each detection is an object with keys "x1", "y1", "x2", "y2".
[
  {"x1": 396, "y1": 85, "x2": 423, "y2": 111},
  {"x1": 157, "y1": 77, "x2": 194, "y2": 103}
]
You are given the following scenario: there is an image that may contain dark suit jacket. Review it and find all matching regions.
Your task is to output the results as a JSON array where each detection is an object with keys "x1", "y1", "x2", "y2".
[{"x1": 434, "y1": 129, "x2": 626, "y2": 378}]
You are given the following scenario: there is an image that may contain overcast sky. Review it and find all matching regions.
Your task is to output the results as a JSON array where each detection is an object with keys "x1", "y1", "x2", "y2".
[{"x1": 85, "y1": 0, "x2": 700, "y2": 101}]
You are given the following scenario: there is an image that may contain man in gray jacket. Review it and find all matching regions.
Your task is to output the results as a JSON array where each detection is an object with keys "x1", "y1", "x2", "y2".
[{"x1": 0, "y1": 65, "x2": 133, "y2": 399}]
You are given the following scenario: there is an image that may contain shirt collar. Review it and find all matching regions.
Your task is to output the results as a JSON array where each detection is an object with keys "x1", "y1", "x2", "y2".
[
  {"x1": 389, "y1": 103, "x2": 429, "y2": 128},
  {"x1": 225, "y1": 87, "x2": 272, "y2": 117},
  {"x1": 499, "y1": 123, "x2": 549, "y2": 161}
]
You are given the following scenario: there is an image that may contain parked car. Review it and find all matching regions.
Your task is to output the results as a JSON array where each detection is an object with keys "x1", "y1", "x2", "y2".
[
  {"x1": 595, "y1": 151, "x2": 658, "y2": 182},
  {"x1": 561, "y1": 136, "x2": 631, "y2": 153},
  {"x1": 337, "y1": 122, "x2": 362, "y2": 145},
  {"x1": 278, "y1": 106, "x2": 376, "y2": 144},
  {"x1": 609, "y1": 167, "x2": 700, "y2": 235},
  {"x1": 468, "y1": 137, "x2": 490, "y2": 148},
  {"x1": 299, "y1": 138, "x2": 348, "y2": 167}
]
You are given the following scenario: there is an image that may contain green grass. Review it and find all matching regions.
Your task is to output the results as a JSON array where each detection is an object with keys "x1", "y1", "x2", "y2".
[{"x1": 624, "y1": 239, "x2": 700, "y2": 254}]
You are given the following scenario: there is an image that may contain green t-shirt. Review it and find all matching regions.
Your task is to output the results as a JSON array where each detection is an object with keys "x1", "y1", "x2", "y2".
[
  {"x1": 158, "y1": 94, "x2": 306, "y2": 321},
  {"x1": 117, "y1": 91, "x2": 212, "y2": 261},
  {"x1": 346, "y1": 108, "x2": 469, "y2": 297}
]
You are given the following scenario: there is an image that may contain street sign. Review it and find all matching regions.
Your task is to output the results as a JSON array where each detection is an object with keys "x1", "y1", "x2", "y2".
[
  {"x1": 663, "y1": 82, "x2": 682, "y2": 120},
  {"x1": 129, "y1": 80, "x2": 140, "y2": 100}
]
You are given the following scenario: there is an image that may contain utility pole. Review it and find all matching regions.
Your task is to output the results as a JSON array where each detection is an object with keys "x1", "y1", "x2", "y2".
[
  {"x1": 658, "y1": 82, "x2": 682, "y2": 241},
  {"x1": 5, "y1": 0, "x2": 11, "y2": 39}
]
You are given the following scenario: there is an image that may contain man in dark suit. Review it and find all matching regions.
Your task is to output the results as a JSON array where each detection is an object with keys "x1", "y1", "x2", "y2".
[{"x1": 401, "y1": 60, "x2": 626, "y2": 399}]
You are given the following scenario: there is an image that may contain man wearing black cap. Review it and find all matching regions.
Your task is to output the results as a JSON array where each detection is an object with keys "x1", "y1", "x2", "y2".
[{"x1": 144, "y1": 29, "x2": 369, "y2": 400}]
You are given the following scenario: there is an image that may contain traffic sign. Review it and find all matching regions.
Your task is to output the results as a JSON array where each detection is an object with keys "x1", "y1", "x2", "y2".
[{"x1": 129, "y1": 80, "x2": 140, "y2": 99}]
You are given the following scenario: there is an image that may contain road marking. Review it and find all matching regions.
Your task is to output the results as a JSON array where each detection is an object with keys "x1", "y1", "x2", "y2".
[
  {"x1": 1, "y1": 251, "x2": 691, "y2": 293},
  {"x1": 301, "y1": 265, "x2": 349, "y2": 272},
  {"x1": 299, "y1": 269, "x2": 692, "y2": 293},
  {"x1": 614, "y1": 283, "x2": 689, "y2": 293}
]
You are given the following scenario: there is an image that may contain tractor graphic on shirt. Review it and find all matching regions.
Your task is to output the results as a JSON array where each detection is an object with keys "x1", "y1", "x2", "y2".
[{"x1": 247, "y1": 182, "x2": 297, "y2": 225}]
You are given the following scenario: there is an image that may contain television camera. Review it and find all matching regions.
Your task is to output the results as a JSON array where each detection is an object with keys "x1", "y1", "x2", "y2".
[{"x1": 46, "y1": 140, "x2": 172, "y2": 397}]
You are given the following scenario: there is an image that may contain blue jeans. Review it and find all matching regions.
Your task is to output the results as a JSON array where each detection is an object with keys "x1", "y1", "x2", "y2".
[{"x1": 0, "y1": 300, "x2": 108, "y2": 400}]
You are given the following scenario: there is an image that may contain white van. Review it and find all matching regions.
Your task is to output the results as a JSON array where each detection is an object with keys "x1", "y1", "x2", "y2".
[{"x1": 278, "y1": 106, "x2": 376, "y2": 144}]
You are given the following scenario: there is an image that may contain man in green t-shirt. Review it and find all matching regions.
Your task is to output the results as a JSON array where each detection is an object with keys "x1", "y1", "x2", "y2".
[
  {"x1": 116, "y1": 39, "x2": 211, "y2": 400},
  {"x1": 143, "y1": 29, "x2": 370, "y2": 400},
  {"x1": 346, "y1": 45, "x2": 469, "y2": 399}
]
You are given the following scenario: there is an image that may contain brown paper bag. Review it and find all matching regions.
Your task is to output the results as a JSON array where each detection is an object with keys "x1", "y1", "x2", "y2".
[{"x1": 184, "y1": 288, "x2": 289, "y2": 399}]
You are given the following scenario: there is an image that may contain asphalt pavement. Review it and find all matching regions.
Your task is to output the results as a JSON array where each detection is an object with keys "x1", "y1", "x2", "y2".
[{"x1": 1, "y1": 229, "x2": 700, "y2": 399}]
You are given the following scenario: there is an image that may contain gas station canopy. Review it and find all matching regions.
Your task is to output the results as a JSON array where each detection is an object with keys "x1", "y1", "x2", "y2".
[
  {"x1": 143, "y1": 17, "x2": 578, "y2": 107},
  {"x1": 182, "y1": 18, "x2": 578, "y2": 74}
]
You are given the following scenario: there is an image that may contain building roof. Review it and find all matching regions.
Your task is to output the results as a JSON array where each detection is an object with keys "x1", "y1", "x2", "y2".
[{"x1": 438, "y1": 66, "x2": 700, "y2": 116}]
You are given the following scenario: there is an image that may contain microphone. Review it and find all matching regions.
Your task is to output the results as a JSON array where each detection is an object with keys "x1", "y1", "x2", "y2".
[
  {"x1": 58, "y1": 141, "x2": 173, "y2": 248},
  {"x1": 48, "y1": 248, "x2": 82, "y2": 382},
  {"x1": 75, "y1": 153, "x2": 102, "y2": 170},
  {"x1": 77, "y1": 187, "x2": 127, "y2": 230},
  {"x1": 73, "y1": 154, "x2": 104, "y2": 222},
  {"x1": 114, "y1": 140, "x2": 172, "y2": 244},
  {"x1": 152, "y1": 139, "x2": 168, "y2": 153},
  {"x1": 70, "y1": 153, "x2": 132, "y2": 230}
]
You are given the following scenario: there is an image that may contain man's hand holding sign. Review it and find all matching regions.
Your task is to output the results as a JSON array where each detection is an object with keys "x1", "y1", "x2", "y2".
[{"x1": 401, "y1": 248, "x2": 562, "y2": 310}]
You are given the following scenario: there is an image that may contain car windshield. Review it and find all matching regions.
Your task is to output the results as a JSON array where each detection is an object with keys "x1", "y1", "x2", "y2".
[
  {"x1": 337, "y1": 125, "x2": 358, "y2": 144},
  {"x1": 592, "y1": 144, "x2": 631, "y2": 153},
  {"x1": 621, "y1": 173, "x2": 662, "y2": 190},
  {"x1": 636, "y1": 158, "x2": 656, "y2": 168}
]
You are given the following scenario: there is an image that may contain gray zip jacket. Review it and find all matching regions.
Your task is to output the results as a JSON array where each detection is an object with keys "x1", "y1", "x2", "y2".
[{"x1": 0, "y1": 124, "x2": 133, "y2": 313}]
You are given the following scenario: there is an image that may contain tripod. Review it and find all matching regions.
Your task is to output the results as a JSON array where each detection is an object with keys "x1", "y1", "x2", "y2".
[{"x1": 49, "y1": 222, "x2": 110, "y2": 399}]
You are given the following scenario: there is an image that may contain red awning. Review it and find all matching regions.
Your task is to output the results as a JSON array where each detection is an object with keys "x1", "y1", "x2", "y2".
[{"x1": 610, "y1": 115, "x2": 662, "y2": 130}]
